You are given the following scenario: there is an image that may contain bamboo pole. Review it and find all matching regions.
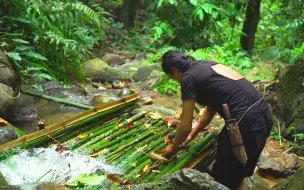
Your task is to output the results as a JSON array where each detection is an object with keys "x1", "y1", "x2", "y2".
[
  {"x1": 152, "y1": 132, "x2": 215, "y2": 182},
  {"x1": 21, "y1": 90, "x2": 94, "y2": 110}
]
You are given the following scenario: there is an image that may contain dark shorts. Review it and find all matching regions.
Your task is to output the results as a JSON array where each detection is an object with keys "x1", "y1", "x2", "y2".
[{"x1": 209, "y1": 109, "x2": 273, "y2": 189}]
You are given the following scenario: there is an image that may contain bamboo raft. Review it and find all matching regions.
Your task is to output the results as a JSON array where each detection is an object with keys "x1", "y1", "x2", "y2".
[{"x1": 0, "y1": 92, "x2": 218, "y2": 186}]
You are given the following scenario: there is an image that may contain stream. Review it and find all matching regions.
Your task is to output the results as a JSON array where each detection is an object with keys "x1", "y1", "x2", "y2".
[{"x1": 0, "y1": 147, "x2": 121, "y2": 186}]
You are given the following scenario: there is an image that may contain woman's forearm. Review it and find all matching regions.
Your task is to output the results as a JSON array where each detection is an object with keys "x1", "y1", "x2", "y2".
[{"x1": 189, "y1": 106, "x2": 216, "y2": 138}]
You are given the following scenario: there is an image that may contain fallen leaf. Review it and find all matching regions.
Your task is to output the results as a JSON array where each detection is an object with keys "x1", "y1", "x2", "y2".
[
  {"x1": 0, "y1": 118, "x2": 9, "y2": 126},
  {"x1": 89, "y1": 149, "x2": 106, "y2": 157},
  {"x1": 55, "y1": 145, "x2": 67, "y2": 153},
  {"x1": 164, "y1": 117, "x2": 177, "y2": 127},
  {"x1": 149, "y1": 113, "x2": 162, "y2": 120},
  {"x1": 107, "y1": 173, "x2": 120, "y2": 185},
  {"x1": 115, "y1": 121, "x2": 120, "y2": 126},
  {"x1": 149, "y1": 151, "x2": 169, "y2": 163},
  {"x1": 127, "y1": 122, "x2": 134, "y2": 129},
  {"x1": 143, "y1": 165, "x2": 149, "y2": 172},
  {"x1": 76, "y1": 134, "x2": 88, "y2": 139}
]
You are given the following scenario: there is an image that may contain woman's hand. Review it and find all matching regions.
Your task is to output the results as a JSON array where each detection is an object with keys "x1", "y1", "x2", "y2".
[
  {"x1": 162, "y1": 144, "x2": 178, "y2": 158},
  {"x1": 182, "y1": 134, "x2": 193, "y2": 146}
]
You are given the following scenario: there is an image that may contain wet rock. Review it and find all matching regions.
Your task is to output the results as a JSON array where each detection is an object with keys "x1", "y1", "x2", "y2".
[
  {"x1": 7, "y1": 93, "x2": 38, "y2": 122},
  {"x1": 139, "y1": 97, "x2": 153, "y2": 105},
  {"x1": 102, "y1": 54, "x2": 125, "y2": 67},
  {"x1": 243, "y1": 173, "x2": 270, "y2": 190},
  {"x1": 91, "y1": 96, "x2": 116, "y2": 106},
  {"x1": 0, "y1": 126, "x2": 18, "y2": 144},
  {"x1": 141, "y1": 105, "x2": 175, "y2": 117},
  {"x1": 258, "y1": 147, "x2": 298, "y2": 177},
  {"x1": 118, "y1": 88, "x2": 131, "y2": 97},
  {"x1": 134, "y1": 64, "x2": 162, "y2": 81},
  {"x1": 135, "y1": 53, "x2": 146, "y2": 60},
  {"x1": 122, "y1": 169, "x2": 228, "y2": 190},
  {"x1": 92, "y1": 82, "x2": 106, "y2": 90}
]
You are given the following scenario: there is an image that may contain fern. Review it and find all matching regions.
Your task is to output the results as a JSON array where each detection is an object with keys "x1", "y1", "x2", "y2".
[{"x1": 1, "y1": 0, "x2": 104, "y2": 83}]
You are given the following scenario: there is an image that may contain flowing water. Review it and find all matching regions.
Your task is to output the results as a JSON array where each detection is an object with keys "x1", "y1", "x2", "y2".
[{"x1": 0, "y1": 147, "x2": 121, "y2": 186}]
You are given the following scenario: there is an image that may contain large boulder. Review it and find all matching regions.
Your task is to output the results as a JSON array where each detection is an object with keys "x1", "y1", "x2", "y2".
[
  {"x1": 134, "y1": 63, "x2": 162, "y2": 81},
  {"x1": 0, "y1": 126, "x2": 18, "y2": 144},
  {"x1": 0, "y1": 49, "x2": 20, "y2": 119},
  {"x1": 0, "y1": 49, "x2": 19, "y2": 90},
  {"x1": 278, "y1": 62, "x2": 304, "y2": 134},
  {"x1": 0, "y1": 84, "x2": 15, "y2": 118},
  {"x1": 243, "y1": 173, "x2": 270, "y2": 190},
  {"x1": 83, "y1": 58, "x2": 129, "y2": 81},
  {"x1": 102, "y1": 54, "x2": 125, "y2": 67},
  {"x1": 121, "y1": 169, "x2": 228, "y2": 190},
  {"x1": 272, "y1": 167, "x2": 304, "y2": 190},
  {"x1": 258, "y1": 147, "x2": 299, "y2": 177}
]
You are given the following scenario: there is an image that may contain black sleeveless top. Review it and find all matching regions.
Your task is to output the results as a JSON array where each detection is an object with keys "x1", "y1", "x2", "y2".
[{"x1": 180, "y1": 61, "x2": 268, "y2": 129}]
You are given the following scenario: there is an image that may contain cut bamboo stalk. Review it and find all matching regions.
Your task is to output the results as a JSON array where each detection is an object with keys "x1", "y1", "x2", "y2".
[
  {"x1": 153, "y1": 132, "x2": 215, "y2": 182},
  {"x1": 88, "y1": 121, "x2": 162, "y2": 155},
  {"x1": 81, "y1": 118, "x2": 147, "y2": 152},
  {"x1": 113, "y1": 127, "x2": 171, "y2": 164},
  {"x1": 58, "y1": 112, "x2": 131, "y2": 144},
  {"x1": 21, "y1": 89, "x2": 94, "y2": 110}
]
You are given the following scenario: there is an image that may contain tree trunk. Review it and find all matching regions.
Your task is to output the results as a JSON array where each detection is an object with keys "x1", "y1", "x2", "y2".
[
  {"x1": 120, "y1": 0, "x2": 141, "y2": 28},
  {"x1": 240, "y1": 0, "x2": 261, "y2": 54}
]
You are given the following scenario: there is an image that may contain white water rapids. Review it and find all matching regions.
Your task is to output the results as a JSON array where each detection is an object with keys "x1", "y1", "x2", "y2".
[{"x1": 0, "y1": 146, "x2": 121, "y2": 185}]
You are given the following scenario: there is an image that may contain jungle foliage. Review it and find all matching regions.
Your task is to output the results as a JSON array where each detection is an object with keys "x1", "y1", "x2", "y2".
[{"x1": 0, "y1": 0, "x2": 303, "y2": 85}]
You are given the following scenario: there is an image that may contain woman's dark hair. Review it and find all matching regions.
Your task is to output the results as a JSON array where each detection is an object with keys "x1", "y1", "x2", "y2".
[{"x1": 161, "y1": 50, "x2": 196, "y2": 74}]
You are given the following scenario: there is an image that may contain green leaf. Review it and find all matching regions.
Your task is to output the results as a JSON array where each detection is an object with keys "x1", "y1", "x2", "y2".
[
  {"x1": 190, "y1": 0, "x2": 197, "y2": 6},
  {"x1": 157, "y1": 0, "x2": 164, "y2": 8},
  {"x1": 198, "y1": 10, "x2": 204, "y2": 21},
  {"x1": 12, "y1": 39, "x2": 30, "y2": 44},
  {"x1": 66, "y1": 175, "x2": 82, "y2": 187},
  {"x1": 33, "y1": 73, "x2": 55, "y2": 80},
  {"x1": 66, "y1": 174, "x2": 106, "y2": 187},
  {"x1": 8, "y1": 52, "x2": 22, "y2": 61},
  {"x1": 78, "y1": 174, "x2": 106, "y2": 186},
  {"x1": 168, "y1": 0, "x2": 174, "y2": 5},
  {"x1": 216, "y1": 21, "x2": 224, "y2": 27},
  {"x1": 21, "y1": 51, "x2": 48, "y2": 61},
  {"x1": 211, "y1": 11, "x2": 218, "y2": 19},
  {"x1": 15, "y1": 46, "x2": 34, "y2": 51}
]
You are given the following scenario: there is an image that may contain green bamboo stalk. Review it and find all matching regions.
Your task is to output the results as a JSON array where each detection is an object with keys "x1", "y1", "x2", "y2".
[
  {"x1": 88, "y1": 121, "x2": 162, "y2": 155},
  {"x1": 194, "y1": 150, "x2": 217, "y2": 172},
  {"x1": 21, "y1": 90, "x2": 94, "y2": 110},
  {"x1": 80, "y1": 118, "x2": 147, "y2": 151},
  {"x1": 59, "y1": 112, "x2": 131, "y2": 144},
  {"x1": 88, "y1": 125, "x2": 150, "y2": 154},
  {"x1": 124, "y1": 140, "x2": 167, "y2": 175},
  {"x1": 124, "y1": 159, "x2": 152, "y2": 180},
  {"x1": 113, "y1": 127, "x2": 171, "y2": 165},
  {"x1": 153, "y1": 133, "x2": 215, "y2": 182},
  {"x1": 105, "y1": 124, "x2": 166, "y2": 158},
  {"x1": 62, "y1": 121, "x2": 117, "y2": 148},
  {"x1": 0, "y1": 101, "x2": 138, "y2": 160},
  {"x1": 104, "y1": 121, "x2": 163, "y2": 154}
]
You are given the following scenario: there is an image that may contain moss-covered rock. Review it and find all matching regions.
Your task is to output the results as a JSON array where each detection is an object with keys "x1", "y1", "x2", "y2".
[{"x1": 278, "y1": 62, "x2": 304, "y2": 133}]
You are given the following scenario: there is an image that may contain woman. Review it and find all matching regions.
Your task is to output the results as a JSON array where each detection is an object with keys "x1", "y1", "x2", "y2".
[{"x1": 161, "y1": 50, "x2": 273, "y2": 190}]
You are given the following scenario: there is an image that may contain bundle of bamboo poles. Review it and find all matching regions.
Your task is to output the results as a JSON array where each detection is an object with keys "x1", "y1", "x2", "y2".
[
  {"x1": 52, "y1": 110, "x2": 218, "y2": 183},
  {"x1": 0, "y1": 97, "x2": 219, "y2": 184}
]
